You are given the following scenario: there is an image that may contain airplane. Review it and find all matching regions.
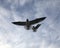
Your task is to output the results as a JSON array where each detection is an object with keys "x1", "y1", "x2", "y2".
[
  {"x1": 12, "y1": 17, "x2": 46, "y2": 31},
  {"x1": 32, "y1": 24, "x2": 41, "y2": 32}
]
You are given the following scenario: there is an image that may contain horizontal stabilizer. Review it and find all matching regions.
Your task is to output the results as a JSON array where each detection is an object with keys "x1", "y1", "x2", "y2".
[{"x1": 32, "y1": 24, "x2": 41, "y2": 32}]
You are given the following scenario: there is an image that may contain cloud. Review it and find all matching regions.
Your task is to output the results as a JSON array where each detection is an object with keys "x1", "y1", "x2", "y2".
[
  {"x1": 0, "y1": 43, "x2": 11, "y2": 48},
  {"x1": 0, "y1": 36, "x2": 11, "y2": 48},
  {"x1": 48, "y1": 44, "x2": 60, "y2": 48},
  {"x1": 19, "y1": 0, "x2": 29, "y2": 6}
]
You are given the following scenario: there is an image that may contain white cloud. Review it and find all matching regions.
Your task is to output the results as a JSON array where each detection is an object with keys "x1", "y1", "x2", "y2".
[
  {"x1": 48, "y1": 44, "x2": 60, "y2": 48},
  {"x1": 0, "y1": 35, "x2": 12, "y2": 48},
  {"x1": 19, "y1": 0, "x2": 32, "y2": 6},
  {"x1": 7, "y1": 0, "x2": 32, "y2": 6},
  {"x1": 0, "y1": 44, "x2": 11, "y2": 48},
  {"x1": 0, "y1": 7, "x2": 11, "y2": 17},
  {"x1": 39, "y1": 40, "x2": 47, "y2": 48},
  {"x1": 19, "y1": 0, "x2": 27, "y2": 6},
  {"x1": 0, "y1": 41, "x2": 11, "y2": 48}
]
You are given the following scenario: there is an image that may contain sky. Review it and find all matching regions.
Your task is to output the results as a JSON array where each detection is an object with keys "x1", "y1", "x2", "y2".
[{"x1": 0, "y1": 0, "x2": 60, "y2": 48}]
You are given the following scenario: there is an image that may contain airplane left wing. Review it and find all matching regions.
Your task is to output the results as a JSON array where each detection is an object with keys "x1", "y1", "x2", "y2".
[
  {"x1": 12, "y1": 21, "x2": 26, "y2": 26},
  {"x1": 30, "y1": 17, "x2": 46, "y2": 25}
]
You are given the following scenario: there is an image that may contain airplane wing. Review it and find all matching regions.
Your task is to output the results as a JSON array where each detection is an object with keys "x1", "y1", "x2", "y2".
[
  {"x1": 30, "y1": 17, "x2": 46, "y2": 25},
  {"x1": 12, "y1": 21, "x2": 26, "y2": 26}
]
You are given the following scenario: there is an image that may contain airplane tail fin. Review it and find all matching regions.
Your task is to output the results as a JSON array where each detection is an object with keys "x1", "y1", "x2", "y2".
[
  {"x1": 32, "y1": 24, "x2": 41, "y2": 32},
  {"x1": 35, "y1": 24, "x2": 41, "y2": 29}
]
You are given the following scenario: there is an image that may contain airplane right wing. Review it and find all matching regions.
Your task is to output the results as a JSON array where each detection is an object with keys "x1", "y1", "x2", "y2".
[
  {"x1": 30, "y1": 17, "x2": 46, "y2": 25},
  {"x1": 12, "y1": 21, "x2": 26, "y2": 26}
]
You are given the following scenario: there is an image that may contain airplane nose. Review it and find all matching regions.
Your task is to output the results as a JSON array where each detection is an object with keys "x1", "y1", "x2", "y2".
[
  {"x1": 42, "y1": 17, "x2": 46, "y2": 20},
  {"x1": 43, "y1": 17, "x2": 46, "y2": 19}
]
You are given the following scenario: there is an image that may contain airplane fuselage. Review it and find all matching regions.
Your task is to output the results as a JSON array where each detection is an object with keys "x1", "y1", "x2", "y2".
[{"x1": 26, "y1": 19, "x2": 30, "y2": 30}]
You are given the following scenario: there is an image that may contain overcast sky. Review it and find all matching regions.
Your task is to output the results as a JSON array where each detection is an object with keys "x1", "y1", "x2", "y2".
[{"x1": 0, "y1": 0, "x2": 60, "y2": 48}]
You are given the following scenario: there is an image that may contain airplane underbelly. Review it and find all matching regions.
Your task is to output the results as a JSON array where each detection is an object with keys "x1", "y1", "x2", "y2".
[
  {"x1": 24, "y1": 25, "x2": 31, "y2": 30},
  {"x1": 26, "y1": 25, "x2": 30, "y2": 30}
]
